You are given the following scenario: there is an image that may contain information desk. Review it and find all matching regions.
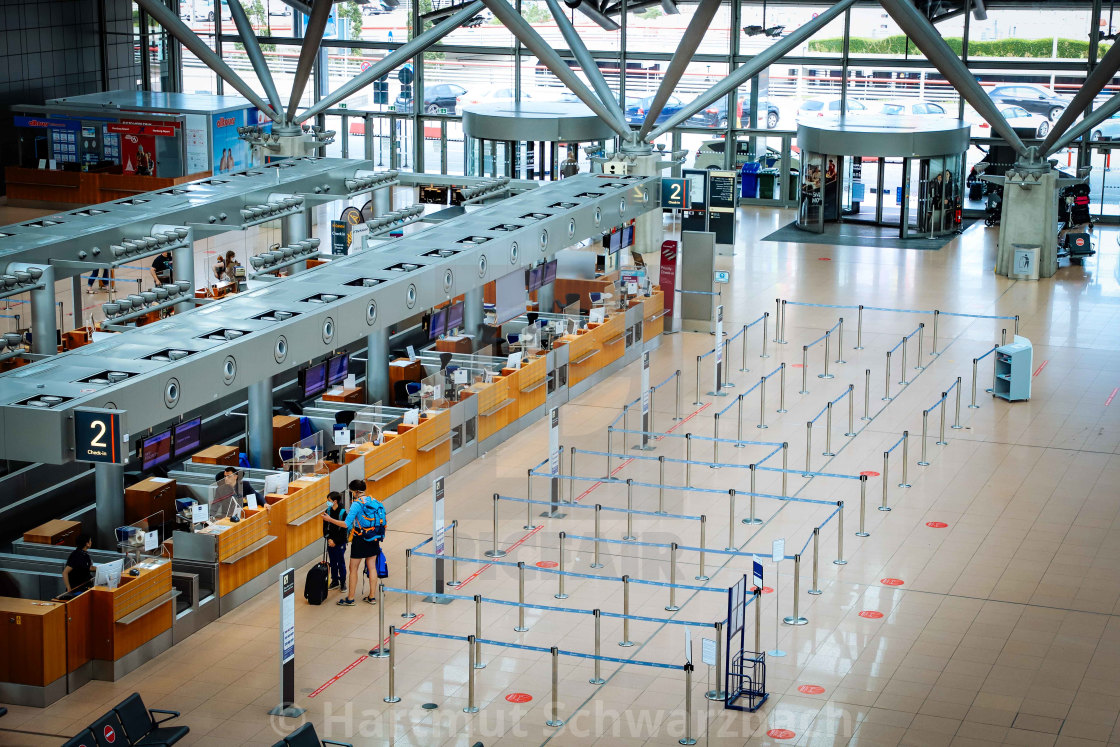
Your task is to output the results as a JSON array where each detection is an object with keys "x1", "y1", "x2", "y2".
[
  {"x1": 262, "y1": 474, "x2": 330, "y2": 569},
  {"x1": 89, "y1": 557, "x2": 174, "y2": 680},
  {"x1": 173, "y1": 510, "x2": 273, "y2": 614}
]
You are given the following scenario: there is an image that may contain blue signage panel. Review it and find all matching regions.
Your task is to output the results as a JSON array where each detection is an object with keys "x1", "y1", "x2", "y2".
[{"x1": 661, "y1": 177, "x2": 687, "y2": 209}]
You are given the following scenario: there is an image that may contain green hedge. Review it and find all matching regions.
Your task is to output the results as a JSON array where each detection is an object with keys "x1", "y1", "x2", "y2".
[{"x1": 809, "y1": 36, "x2": 1105, "y2": 59}]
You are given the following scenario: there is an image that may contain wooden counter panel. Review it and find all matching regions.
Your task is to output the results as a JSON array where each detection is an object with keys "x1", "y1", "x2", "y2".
[
  {"x1": 60, "y1": 591, "x2": 93, "y2": 675},
  {"x1": 218, "y1": 544, "x2": 271, "y2": 596},
  {"x1": 477, "y1": 376, "x2": 515, "y2": 441},
  {"x1": 213, "y1": 509, "x2": 269, "y2": 563},
  {"x1": 517, "y1": 355, "x2": 548, "y2": 417},
  {"x1": 93, "y1": 601, "x2": 173, "y2": 663},
  {"x1": 23, "y1": 519, "x2": 82, "y2": 546},
  {"x1": 412, "y1": 410, "x2": 451, "y2": 478},
  {"x1": 0, "y1": 598, "x2": 66, "y2": 687},
  {"x1": 192, "y1": 445, "x2": 239, "y2": 466}
]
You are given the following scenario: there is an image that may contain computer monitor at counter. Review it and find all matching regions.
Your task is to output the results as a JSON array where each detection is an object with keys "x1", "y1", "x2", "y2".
[{"x1": 171, "y1": 417, "x2": 202, "y2": 458}]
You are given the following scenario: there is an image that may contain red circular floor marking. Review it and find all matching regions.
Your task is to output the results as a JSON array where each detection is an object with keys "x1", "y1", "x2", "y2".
[
  {"x1": 858, "y1": 610, "x2": 884, "y2": 619},
  {"x1": 791, "y1": 364, "x2": 804, "y2": 368},
  {"x1": 749, "y1": 586, "x2": 774, "y2": 594},
  {"x1": 505, "y1": 692, "x2": 533, "y2": 703},
  {"x1": 767, "y1": 729, "x2": 796, "y2": 739},
  {"x1": 859, "y1": 470, "x2": 880, "y2": 477},
  {"x1": 798, "y1": 685, "x2": 826, "y2": 695},
  {"x1": 926, "y1": 521, "x2": 948, "y2": 528},
  {"x1": 881, "y1": 578, "x2": 904, "y2": 586},
  {"x1": 535, "y1": 561, "x2": 559, "y2": 568},
  {"x1": 818, "y1": 257, "x2": 832, "y2": 261}
]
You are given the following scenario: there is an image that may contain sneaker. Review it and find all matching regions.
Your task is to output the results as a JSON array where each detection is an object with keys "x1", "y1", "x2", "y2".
[
  {"x1": 363, "y1": 596, "x2": 377, "y2": 605},
  {"x1": 336, "y1": 598, "x2": 355, "y2": 606},
  {"x1": 85, "y1": 288, "x2": 96, "y2": 295},
  {"x1": 339, "y1": 583, "x2": 346, "y2": 593},
  {"x1": 328, "y1": 581, "x2": 340, "y2": 590}
]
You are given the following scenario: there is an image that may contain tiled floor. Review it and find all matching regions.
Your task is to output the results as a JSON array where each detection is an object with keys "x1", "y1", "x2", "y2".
[{"x1": 4, "y1": 205, "x2": 1120, "y2": 747}]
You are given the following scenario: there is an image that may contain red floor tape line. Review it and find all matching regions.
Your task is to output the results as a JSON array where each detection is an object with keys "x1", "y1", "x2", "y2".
[
  {"x1": 454, "y1": 525, "x2": 544, "y2": 590},
  {"x1": 1107, "y1": 388, "x2": 1118, "y2": 407},
  {"x1": 1033, "y1": 360, "x2": 1048, "y2": 377},
  {"x1": 308, "y1": 613, "x2": 426, "y2": 698}
]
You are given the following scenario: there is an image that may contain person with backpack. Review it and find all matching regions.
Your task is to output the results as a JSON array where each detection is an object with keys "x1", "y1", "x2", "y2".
[
  {"x1": 321, "y1": 480, "x2": 386, "y2": 606},
  {"x1": 322, "y1": 491, "x2": 348, "y2": 593}
]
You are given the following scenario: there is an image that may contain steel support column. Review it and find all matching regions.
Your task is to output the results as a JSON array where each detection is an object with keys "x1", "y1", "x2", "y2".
[
  {"x1": 287, "y1": 0, "x2": 334, "y2": 121},
  {"x1": 225, "y1": 0, "x2": 286, "y2": 116},
  {"x1": 365, "y1": 328, "x2": 390, "y2": 405},
  {"x1": 95, "y1": 462, "x2": 125, "y2": 549},
  {"x1": 464, "y1": 286, "x2": 484, "y2": 341},
  {"x1": 7, "y1": 263, "x2": 56, "y2": 356},
  {"x1": 248, "y1": 378, "x2": 275, "y2": 469}
]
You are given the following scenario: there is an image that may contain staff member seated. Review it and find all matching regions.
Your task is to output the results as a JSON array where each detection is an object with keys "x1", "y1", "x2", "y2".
[
  {"x1": 64, "y1": 534, "x2": 95, "y2": 593},
  {"x1": 216, "y1": 467, "x2": 263, "y2": 508}
]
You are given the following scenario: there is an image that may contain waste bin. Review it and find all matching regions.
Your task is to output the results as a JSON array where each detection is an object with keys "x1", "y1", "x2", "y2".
[
  {"x1": 757, "y1": 169, "x2": 778, "y2": 200},
  {"x1": 1010, "y1": 244, "x2": 1040, "y2": 281},
  {"x1": 740, "y1": 162, "x2": 760, "y2": 199}
]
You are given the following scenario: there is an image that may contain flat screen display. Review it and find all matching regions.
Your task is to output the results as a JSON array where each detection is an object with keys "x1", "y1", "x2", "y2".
[
  {"x1": 621, "y1": 225, "x2": 634, "y2": 248},
  {"x1": 429, "y1": 308, "x2": 446, "y2": 340},
  {"x1": 172, "y1": 417, "x2": 202, "y2": 458},
  {"x1": 328, "y1": 353, "x2": 349, "y2": 385},
  {"x1": 494, "y1": 269, "x2": 528, "y2": 326},
  {"x1": 141, "y1": 429, "x2": 172, "y2": 471},
  {"x1": 447, "y1": 301, "x2": 464, "y2": 331},
  {"x1": 543, "y1": 259, "x2": 557, "y2": 285},
  {"x1": 608, "y1": 231, "x2": 622, "y2": 254},
  {"x1": 528, "y1": 266, "x2": 543, "y2": 292},
  {"x1": 301, "y1": 361, "x2": 328, "y2": 398}
]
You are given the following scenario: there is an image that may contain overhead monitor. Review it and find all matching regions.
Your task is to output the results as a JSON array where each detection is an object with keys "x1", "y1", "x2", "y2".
[
  {"x1": 140, "y1": 429, "x2": 172, "y2": 471},
  {"x1": 446, "y1": 301, "x2": 464, "y2": 331},
  {"x1": 328, "y1": 353, "x2": 349, "y2": 385},
  {"x1": 171, "y1": 417, "x2": 202, "y2": 458},
  {"x1": 608, "y1": 230, "x2": 622, "y2": 254},
  {"x1": 429, "y1": 308, "x2": 446, "y2": 340},
  {"x1": 621, "y1": 225, "x2": 634, "y2": 248},
  {"x1": 299, "y1": 361, "x2": 328, "y2": 399},
  {"x1": 543, "y1": 259, "x2": 557, "y2": 285},
  {"x1": 494, "y1": 269, "x2": 528, "y2": 326},
  {"x1": 528, "y1": 266, "x2": 543, "y2": 292}
]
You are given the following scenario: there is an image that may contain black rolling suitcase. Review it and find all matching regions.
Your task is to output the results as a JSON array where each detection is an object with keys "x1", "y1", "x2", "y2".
[
  {"x1": 304, "y1": 541, "x2": 329, "y2": 605},
  {"x1": 968, "y1": 181, "x2": 984, "y2": 201}
]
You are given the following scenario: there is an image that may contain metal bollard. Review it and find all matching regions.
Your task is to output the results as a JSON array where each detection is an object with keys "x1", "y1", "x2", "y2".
[
  {"x1": 757, "y1": 377, "x2": 768, "y2": 429},
  {"x1": 619, "y1": 575, "x2": 634, "y2": 646},
  {"x1": 804, "y1": 422, "x2": 812, "y2": 477},
  {"x1": 1002, "y1": 328, "x2": 1007, "y2": 345},
  {"x1": 569, "y1": 446, "x2": 575, "y2": 503},
  {"x1": 834, "y1": 501, "x2": 847, "y2": 565},
  {"x1": 685, "y1": 434, "x2": 693, "y2": 487},
  {"x1": 474, "y1": 595, "x2": 486, "y2": 669},
  {"x1": 773, "y1": 298, "x2": 781, "y2": 342},
  {"x1": 546, "y1": 647, "x2": 564, "y2": 727},
  {"x1": 880, "y1": 452, "x2": 891, "y2": 512},
  {"x1": 712, "y1": 413, "x2": 721, "y2": 467},
  {"x1": 736, "y1": 393, "x2": 746, "y2": 444},
  {"x1": 624, "y1": 480, "x2": 636, "y2": 541},
  {"x1": 723, "y1": 338, "x2": 732, "y2": 388},
  {"x1": 970, "y1": 358, "x2": 980, "y2": 409},
  {"x1": 836, "y1": 317, "x2": 846, "y2": 363},
  {"x1": 622, "y1": 404, "x2": 630, "y2": 452},
  {"x1": 937, "y1": 393, "x2": 948, "y2": 446},
  {"x1": 863, "y1": 368, "x2": 872, "y2": 420},
  {"x1": 705, "y1": 622, "x2": 725, "y2": 700},
  {"x1": 556, "y1": 532, "x2": 568, "y2": 599},
  {"x1": 914, "y1": 323, "x2": 925, "y2": 370},
  {"x1": 464, "y1": 636, "x2": 478, "y2": 713},
  {"x1": 383, "y1": 626, "x2": 401, "y2": 703},
  {"x1": 697, "y1": 515, "x2": 708, "y2": 581},
  {"x1": 952, "y1": 377, "x2": 963, "y2": 429},
  {"x1": 779, "y1": 299, "x2": 788, "y2": 343},
  {"x1": 800, "y1": 346, "x2": 810, "y2": 394},
  {"x1": 370, "y1": 582, "x2": 389, "y2": 657},
  {"x1": 726, "y1": 489, "x2": 737, "y2": 550},
  {"x1": 856, "y1": 474, "x2": 869, "y2": 537},
  {"x1": 590, "y1": 610, "x2": 605, "y2": 684},
  {"x1": 604, "y1": 431, "x2": 612, "y2": 478},
  {"x1": 524, "y1": 484, "x2": 536, "y2": 531},
  {"x1": 448, "y1": 521, "x2": 461, "y2": 586},
  {"x1": 899, "y1": 335, "x2": 909, "y2": 385},
  {"x1": 681, "y1": 663, "x2": 697, "y2": 745},
  {"x1": 782, "y1": 442, "x2": 789, "y2": 498},
  {"x1": 931, "y1": 309, "x2": 940, "y2": 356},
  {"x1": 675, "y1": 369, "x2": 682, "y2": 420},
  {"x1": 402, "y1": 549, "x2": 416, "y2": 618},
  {"x1": 1014, "y1": 314, "x2": 1019, "y2": 336},
  {"x1": 899, "y1": 431, "x2": 912, "y2": 487},
  {"x1": 740, "y1": 323, "x2": 750, "y2": 372},
  {"x1": 485, "y1": 493, "x2": 507, "y2": 558},
  {"x1": 658, "y1": 457, "x2": 667, "y2": 512},
  {"x1": 666, "y1": 542, "x2": 680, "y2": 611},
  {"x1": 515, "y1": 562, "x2": 529, "y2": 631},
  {"x1": 819, "y1": 330, "x2": 834, "y2": 379},
  {"x1": 694, "y1": 355, "x2": 702, "y2": 405},
  {"x1": 855, "y1": 305, "x2": 864, "y2": 349},
  {"x1": 808, "y1": 528, "x2": 822, "y2": 594},
  {"x1": 783, "y1": 554, "x2": 808, "y2": 625},
  {"x1": 919, "y1": 411, "x2": 930, "y2": 466},
  {"x1": 823, "y1": 402, "x2": 835, "y2": 456},
  {"x1": 591, "y1": 505, "x2": 604, "y2": 568},
  {"x1": 845, "y1": 384, "x2": 856, "y2": 436},
  {"x1": 778, "y1": 362, "x2": 788, "y2": 413},
  {"x1": 743, "y1": 464, "x2": 762, "y2": 525},
  {"x1": 883, "y1": 351, "x2": 892, "y2": 401},
  {"x1": 761, "y1": 312, "x2": 770, "y2": 358}
]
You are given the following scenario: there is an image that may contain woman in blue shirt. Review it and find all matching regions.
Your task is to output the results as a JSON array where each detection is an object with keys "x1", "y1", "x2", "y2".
[{"x1": 321, "y1": 480, "x2": 385, "y2": 606}]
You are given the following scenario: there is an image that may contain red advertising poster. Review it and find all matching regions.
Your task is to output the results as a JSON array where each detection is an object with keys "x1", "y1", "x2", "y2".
[
  {"x1": 119, "y1": 133, "x2": 157, "y2": 177},
  {"x1": 659, "y1": 240, "x2": 678, "y2": 319}
]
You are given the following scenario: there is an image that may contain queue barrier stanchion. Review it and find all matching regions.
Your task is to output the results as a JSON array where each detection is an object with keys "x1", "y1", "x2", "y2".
[
  {"x1": 485, "y1": 494, "x2": 507, "y2": 558},
  {"x1": 783, "y1": 554, "x2": 808, "y2": 625},
  {"x1": 740, "y1": 323, "x2": 749, "y2": 372},
  {"x1": 685, "y1": 434, "x2": 693, "y2": 487},
  {"x1": 937, "y1": 392, "x2": 949, "y2": 446},
  {"x1": 722, "y1": 338, "x2": 732, "y2": 389},
  {"x1": 899, "y1": 334, "x2": 909, "y2": 385},
  {"x1": 779, "y1": 299, "x2": 788, "y2": 343},
  {"x1": 931, "y1": 309, "x2": 940, "y2": 357},
  {"x1": 666, "y1": 543, "x2": 680, "y2": 611},
  {"x1": 658, "y1": 457, "x2": 667, "y2": 512},
  {"x1": 834, "y1": 501, "x2": 847, "y2": 565},
  {"x1": 464, "y1": 635, "x2": 478, "y2": 713},
  {"x1": 697, "y1": 515, "x2": 709, "y2": 581},
  {"x1": 694, "y1": 356, "x2": 702, "y2": 405},
  {"x1": 757, "y1": 377, "x2": 768, "y2": 429},
  {"x1": 883, "y1": 351, "x2": 893, "y2": 401},
  {"x1": 773, "y1": 298, "x2": 781, "y2": 342},
  {"x1": 515, "y1": 562, "x2": 529, "y2": 632},
  {"x1": 952, "y1": 376, "x2": 963, "y2": 429},
  {"x1": 845, "y1": 384, "x2": 856, "y2": 436},
  {"x1": 761, "y1": 311, "x2": 770, "y2": 358},
  {"x1": 899, "y1": 431, "x2": 912, "y2": 487},
  {"x1": 855, "y1": 305, "x2": 864, "y2": 350},
  {"x1": 778, "y1": 362, "x2": 787, "y2": 413},
  {"x1": 970, "y1": 358, "x2": 980, "y2": 409},
  {"x1": 681, "y1": 663, "x2": 697, "y2": 746},
  {"x1": 474, "y1": 595, "x2": 486, "y2": 669},
  {"x1": 590, "y1": 609, "x2": 606, "y2": 684},
  {"x1": 856, "y1": 474, "x2": 869, "y2": 538},
  {"x1": 1014, "y1": 314, "x2": 1019, "y2": 336},
  {"x1": 754, "y1": 589, "x2": 763, "y2": 654},
  {"x1": 726, "y1": 489, "x2": 737, "y2": 551},
  {"x1": 823, "y1": 402, "x2": 835, "y2": 457},
  {"x1": 624, "y1": 480, "x2": 636, "y2": 541},
  {"x1": 706, "y1": 622, "x2": 725, "y2": 701},
  {"x1": 547, "y1": 647, "x2": 563, "y2": 727},
  {"x1": 800, "y1": 346, "x2": 810, "y2": 394},
  {"x1": 591, "y1": 506, "x2": 604, "y2": 568},
  {"x1": 675, "y1": 368, "x2": 682, "y2": 421},
  {"x1": 622, "y1": 404, "x2": 630, "y2": 452},
  {"x1": 863, "y1": 369, "x2": 871, "y2": 420},
  {"x1": 369, "y1": 582, "x2": 389, "y2": 658},
  {"x1": 384, "y1": 626, "x2": 400, "y2": 703},
  {"x1": 619, "y1": 575, "x2": 634, "y2": 647},
  {"x1": 880, "y1": 451, "x2": 891, "y2": 512},
  {"x1": 555, "y1": 532, "x2": 569, "y2": 599},
  {"x1": 1002, "y1": 328, "x2": 1007, "y2": 346},
  {"x1": 803, "y1": 422, "x2": 812, "y2": 477},
  {"x1": 781, "y1": 442, "x2": 789, "y2": 497},
  {"x1": 919, "y1": 411, "x2": 930, "y2": 466},
  {"x1": 402, "y1": 549, "x2": 416, "y2": 618},
  {"x1": 448, "y1": 521, "x2": 461, "y2": 587},
  {"x1": 569, "y1": 446, "x2": 576, "y2": 502},
  {"x1": 836, "y1": 317, "x2": 846, "y2": 363},
  {"x1": 819, "y1": 330, "x2": 834, "y2": 379},
  {"x1": 915, "y1": 322, "x2": 925, "y2": 370},
  {"x1": 808, "y1": 528, "x2": 822, "y2": 595},
  {"x1": 743, "y1": 464, "x2": 762, "y2": 525},
  {"x1": 712, "y1": 413, "x2": 721, "y2": 467}
]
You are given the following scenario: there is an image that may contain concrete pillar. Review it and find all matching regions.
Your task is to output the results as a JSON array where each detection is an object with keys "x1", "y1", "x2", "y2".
[
  {"x1": 365, "y1": 328, "x2": 390, "y2": 405},
  {"x1": 629, "y1": 153, "x2": 661, "y2": 261},
  {"x1": 7, "y1": 263, "x2": 57, "y2": 355},
  {"x1": 172, "y1": 242, "x2": 194, "y2": 313},
  {"x1": 996, "y1": 168, "x2": 1059, "y2": 279},
  {"x1": 281, "y1": 209, "x2": 310, "y2": 274},
  {"x1": 464, "y1": 285, "x2": 483, "y2": 342},
  {"x1": 538, "y1": 279, "x2": 555, "y2": 315},
  {"x1": 94, "y1": 462, "x2": 125, "y2": 549},
  {"x1": 248, "y1": 378, "x2": 274, "y2": 469},
  {"x1": 70, "y1": 274, "x2": 82, "y2": 330},
  {"x1": 372, "y1": 186, "x2": 392, "y2": 216}
]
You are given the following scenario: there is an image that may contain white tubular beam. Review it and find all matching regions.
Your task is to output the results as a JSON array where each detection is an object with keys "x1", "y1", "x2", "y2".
[
  {"x1": 1041, "y1": 40, "x2": 1120, "y2": 153},
  {"x1": 226, "y1": 0, "x2": 286, "y2": 117},
  {"x1": 286, "y1": 0, "x2": 334, "y2": 122}
]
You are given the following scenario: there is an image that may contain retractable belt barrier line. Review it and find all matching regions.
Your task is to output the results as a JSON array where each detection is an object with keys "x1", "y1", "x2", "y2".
[
  {"x1": 473, "y1": 635, "x2": 686, "y2": 670},
  {"x1": 564, "y1": 532, "x2": 794, "y2": 562},
  {"x1": 566, "y1": 447, "x2": 862, "y2": 481},
  {"x1": 808, "y1": 385, "x2": 853, "y2": 425},
  {"x1": 784, "y1": 299, "x2": 1017, "y2": 321},
  {"x1": 716, "y1": 363, "x2": 783, "y2": 417},
  {"x1": 803, "y1": 319, "x2": 842, "y2": 351},
  {"x1": 887, "y1": 324, "x2": 924, "y2": 354},
  {"x1": 496, "y1": 494, "x2": 704, "y2": 522},
  {"x1": 885, "y1": 434, "x2": 907, "y2": 454},
  {"x1": 608, "y1": 370, "x2": 687, "y2": 428}
]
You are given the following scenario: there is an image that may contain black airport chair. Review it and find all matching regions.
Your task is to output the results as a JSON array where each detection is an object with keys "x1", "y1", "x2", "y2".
[
  {"x1": 113, "y1": 692, "x2": 189, "y2": 745},
  {"x1": 88, "y1": 711, "x2": 129, "y2": 747},
  {"x1": 61, "y1": 729, "x2": 96, "y2": 747},
  {"x1": 270, "y1": 722, "x2": 352, "y2": 746},
  {"x1": 0, "y1": 706, "x2": 6, "y2": 718}
]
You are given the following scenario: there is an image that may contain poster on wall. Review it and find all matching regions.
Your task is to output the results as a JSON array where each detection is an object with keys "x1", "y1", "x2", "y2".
[
  {"x1": 211, "y1": 109, "x2": 249, "y2": 174},
  {"x1": 184, "y1": 114, "x2": 209, "y2": 174},
  {"x1": 117, "y1": 132, "x2": 157, "y2": 176}
]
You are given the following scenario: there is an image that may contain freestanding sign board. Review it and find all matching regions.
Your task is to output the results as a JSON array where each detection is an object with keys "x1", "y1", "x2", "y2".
[{"x1": 269, "y1": 569, "x2": 304, "y2": 716}]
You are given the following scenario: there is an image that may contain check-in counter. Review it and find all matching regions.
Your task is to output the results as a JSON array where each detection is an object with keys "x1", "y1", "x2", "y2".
[
  {"x1": 173, "y1": 510, "x2": 274, "y2": 615},
  {"x1": 469, "y1": 370, "x2": 517, "y2": 441},
  {"x1": 515, "y1": 353, "x2": 548, "y2": 417},
  {"x1": 89, "y1": 557, "x2": 175, "y2": 680},
  {"x1": 409, "y1": 409, "x2": 451, "y2": 478},
  {"x1": 0, "y1": 597, "x2": 67, "y2": 706},
  {"x1": 638, "y1": 288, "x2": 667, "y2": 338},
  {"x1": 263, "y1": 474, "x2": 330, "y2": 569}
]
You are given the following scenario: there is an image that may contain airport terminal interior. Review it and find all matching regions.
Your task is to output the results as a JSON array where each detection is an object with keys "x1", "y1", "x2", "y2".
[{"x1": 2, "y1": 0, "x2": 1120, "y2": 745}]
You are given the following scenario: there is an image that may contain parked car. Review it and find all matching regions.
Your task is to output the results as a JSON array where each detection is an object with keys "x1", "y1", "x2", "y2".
[
  {"x1": 878, "y1": 99, "x2": 948, "y2": 117},
  {"x1": 970, "y1": 105, "x2": 1051, "y2": 139},
  {"x1": 702, "y1": 98, "x2": 781, "y2": 129},
  {"x1": 393, "y1": 83, "x2": 469, "y2": 115},
  {"x1": 694, "y1": 139, "x2": 799, "y2": 171},
  {"x1": 796, "y1": 96, "x2": 867, "y2": 123},
  {"x1": 625, "y1": 95, "x2": 689, "y2": 126},
  {"x1": 1088, "y1": 113, "x2": 1120, "y2": 142},
  {"x1": 457, "y1": 85, "x2": 523, "y2": 110},
  {"x1": 987, "y1": 84, "x2": 1068, "y2": 122}
]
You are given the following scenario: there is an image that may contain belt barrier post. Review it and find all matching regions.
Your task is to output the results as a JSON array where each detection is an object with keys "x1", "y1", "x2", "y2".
[
  {"x1": 370, "y1": 582, "x2": 389, "y2": 657},
  {"x1": 754, "y1": 589, "x2": 762, "y2": 654},
  {"x1": 622, "y1": 404, "x2": 630, "y2": 452},
  {"x1": 856, "y1": 474, "x2": 869, "y2": 537},
  {"x1": 485, "y1": 493, "x2": 506, "y2": 558},
  {"x1": 863, "y1": 369, "x2": 872, "y2": 420},
  {"x1": 883, "y1": 351, "x2": 892, "y2": 401},
  {"x1": 937, "y1": 394, "x2": 948, "y2": 445},
  {"x1": 681, "y1": 663, "x2": 697, "y2": 746},
  {"x1": 569, "y1": 446, "x2": 576, "y2": 503},
  {"x1": 782, "y1": 442, "x2": 789, "y2": 497},
  {"x1": 693, "y1": 356, "x2": 702, "y2": 405},
  {"x1": 706, "y1": 622, "x2": 725, "y2": 700},
  {"x1": 969, "y1": 358, "x2": 980, "y2": 409},
  {"x1": 823, "y1": 402, "x2": 835, "y2": 456},
  {"x1": 712, "y1": 413, "x2": 721, "y2": 467},
  {"x1": 402, "y1": 549, "x2": 416, "y2": 618},
  {"x1": 845, "y1": 384, "x2": 856, "y2": 436},
  {"x1": 784, "y1": 554, "x2": 808, "y2": 625},
  {"x1": 740, "y1": 323, "x2": 749, "y2": 372},
  {"x1": 722, "y1": 338, "x2": 732, "y2": 388},
  {"x1": 666, "y1": 542, "x2": 680, "y2": 611},
  {"x1": 448, "y1": 521, "x2": 461, "y2": 587},
  {"x1": 808, "y1": 528, "x2": 822, "y2": 595},
  {"x1": 474, "y1": 594, "x2": 486, "y2": 669},
  {"x1": 900, "y1": 431, "x2": 912, "y2": 487},
  {"x1": 1014, "y1": 314, "x2": 1019, "y2": 336},
  {"x1": 757, "y1": 378, "x2": 768, "y2": 429},
  {"x1": 778, "y1": 362, "x2": 788, "y2": 413},
  {"x1": 624, "y1": 480, "x2": 636, "y2": 541},
  {"x1": 743, "y1": 464, "x2": 762, "y2": 525},
  {"x1": 931, "y1": 309, "x2": 940, "y2": 356},
  {"x1": 658, "y1": 457, "x2": 666, "y2": 513},
  {"x1": 726, "y1": 489, "x2": 737, "y2": 550},
  {"x1": 836, "y1": 317, "x2": 846, "y2": 363},
  {"x1": 555, "y1": 532, "x2": 568, "y2": 599},
  {"x1": 919, "y1": 412, "x2": 930, "y2": 465},
  {"x1": 855, "y1": 305, "x2": 864, "y2": 349},
  {"x1": 524, "y1": 483, "x2": 536, "y2": 531},
  {"x1": 605, "y1": 429, "x2": 613, "y2": 477},
  {"x1": 591, "y1": 505, "x2": 604, "y2": 568},
  {"x1": 915, "y1": 322, "x2": 925, "y2": 370},
  {"x1": 952, "y1": 377, "x2": 963, "y2": 429},
  {"x1": 761, "y1": 312, "x2": 770, "y2": 358},
  {"x1": 804, "y1": 421, "x2": 812, "y2": 476},
  {"x1": 773, "y1": 298, "x2": 781, "y2": 342},
  {"x1": 619, "y1": 576, "x2": 634, "y2": 646},
  {"x1": 819, "y1": 331, "x2": 834, "y2": 379},
  {"x1": 880, "y1": 452, "x2": 891, "y2": 512},
  {"x1": 834, "y1": 501, "x2": 847, "y2": 565},
  {"x1": 675, "y1": 368, "x2": 682, "y2": 421},
  {"x1": 383, "y1": 626, "x2": 400, "y2": 703},
  {"x1": 464, "y1": 636, "x2": 477, "y2": 712},
  {"x1": 546, "y1": 647, "x2": 563, "y2": 727},
  {"x1": 736, "y1": 393, "x2": 746, "y2": 444},
  {"x1": 590, "y1": 609, "x2": 605, "y2": 684},
  {"x1": 685, "y1": 434, "x2": 693, "y2": 487},
  {"x1": 1002, "y1": 328, "x2": 1007, "y2": 345},
  {"x1": 800, "y1": 346, "x2": 810, "y2": 394},
  {"x1": 515, "y1": 562, "x2": 528, "y2": 631},
  {"x1": 899, "y1": 335, "x2": 909, "y2": 385},
  {"x1": 697, "y1": 515, "x2": 708, "y2": 580},
  {"x1": 780, "y1": 299, "x2": 788, "y2": 343}
]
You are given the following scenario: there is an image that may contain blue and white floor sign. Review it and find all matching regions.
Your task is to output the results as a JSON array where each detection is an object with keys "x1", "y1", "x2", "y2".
[
  {"x1": 548, "y1": 407, "x2": 560, "y2": 476},
  {"x1": 714, "y1": 304, "x2": 724, "y2": 391},
  {"x1": 433, "y1": 477, "x2": 445, "y2": 556},
  {"x1": 276, "y1": 568, "x2": 297, "y2": 714},
  {"x1": 753, "y1": 560, "x2": 764, "y2": 589},
  {"x1": 771, "y1": 538, "x2": 785, "y2": 564}
]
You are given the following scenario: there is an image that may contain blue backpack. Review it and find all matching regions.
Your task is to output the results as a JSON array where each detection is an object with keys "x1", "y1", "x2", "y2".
[{"x1": 352, "y1": 496, "x2": 387, "y2": 540}]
